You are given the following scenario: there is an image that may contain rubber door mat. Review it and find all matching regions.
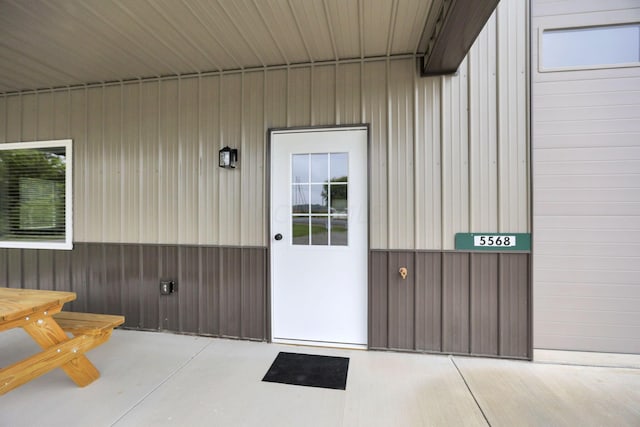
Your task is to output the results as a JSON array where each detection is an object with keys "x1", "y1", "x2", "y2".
[{"x1": 262, "y1": 352, "x2": 349, "y2": 390}]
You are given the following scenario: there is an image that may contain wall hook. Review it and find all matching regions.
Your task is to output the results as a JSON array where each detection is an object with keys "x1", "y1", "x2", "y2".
[{"x1": 399, "y1": 267, "x2": 408, "y2": 280}]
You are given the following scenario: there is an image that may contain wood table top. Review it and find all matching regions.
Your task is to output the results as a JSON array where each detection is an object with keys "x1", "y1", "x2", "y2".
[{"x1": 0, "y1": 287, "x2": 76, "y2": 322}]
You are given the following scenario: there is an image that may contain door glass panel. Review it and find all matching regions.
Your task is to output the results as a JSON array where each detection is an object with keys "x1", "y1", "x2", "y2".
[
  {"x1": 331, "y1": 216, "x2": 348, "y2": 246},
  {"x1": 310, "y1": 184, "x2": 328, "y2": 213},
  {"x1": 292, "y1": 184, "x2": 309, "y2": 213},
  {"x1": 330, "y1": 153, "x2": 348, "y2": 180},
  {"x1": 292, "y1": 216, "x2": 309, "y2": 245},
  {"x1": 291, "y1": 152, "x2": 349, "y2": 247},
  {"x1": 310, "y1": 216, "x2": 328, "y2": 246},
  {"x1": 329, "y1": 183, "x2": 347, "y2": 214},
  {"x1": 310, "y1": 153, "x2": 329, "y2": 183},
  {"x1": 292, "y1": 154, "x2": 309, "y2": 184}
]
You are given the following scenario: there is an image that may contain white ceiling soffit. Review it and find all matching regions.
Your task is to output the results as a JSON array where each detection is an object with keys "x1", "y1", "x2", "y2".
[{"x1": 0, "y1": 0, "x2": 434, "y2": 94}]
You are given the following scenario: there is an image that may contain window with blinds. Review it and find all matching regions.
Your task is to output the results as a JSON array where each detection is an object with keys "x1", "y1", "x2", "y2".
[{"x1": 0, "y1": 140, "x2": 72, "y2": 250}]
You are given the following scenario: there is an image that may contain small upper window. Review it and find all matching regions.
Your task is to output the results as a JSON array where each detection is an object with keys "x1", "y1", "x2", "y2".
[
  {"x1": 542, "y1": 24, "x2": 640, "y2": 70},
  {"x1": 0, "y1": 140, "x2": 73, "y2": 250}
]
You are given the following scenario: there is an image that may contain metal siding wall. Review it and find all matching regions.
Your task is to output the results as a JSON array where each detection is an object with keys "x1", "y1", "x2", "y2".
[
  {"x1": 0, "y1": 0, "x2": 528, "y2": 249},
  {"x1": 311, "y1": 65, "x2": 336, "y2": 126},
  {"x1": 414, "y1": 252, "x2": 442, "y2": 351},
  {"x1": 387, "y1": 60, "x2": 415, "y2": 249},
  {"x1": 363, "y1": 60, "x2": 389, "y2": 249},
  {"x1": 0, "y1": 244, "x2": 267, "y2": 339},
  {"x1": 198, "y1": 76, "x2": 220, "y2": 245},
  {"x1": 498, "y1": 0, "x2": 529, "y2": 232},
  {"x1": 415, "y1": 77, "x2": 442, "y2": 249},
  {"x1": 533, "y1": 1, "x2": 640, "y2": 354},
  {"x1": 219, "y1": 74, "x2": 242, "y2": 246},
  {"x1": 469, "y1": 17, "x2": 498, "y2": 233},
  {"x1": 369, "y1": 250, "x2": 530, "y2": 358},
  {"x1": 336, "y1": 62, "x2": 362, "y2": 125},
  {"x1": 241, "y1": 72, "x2": 266, "y2": 247}
]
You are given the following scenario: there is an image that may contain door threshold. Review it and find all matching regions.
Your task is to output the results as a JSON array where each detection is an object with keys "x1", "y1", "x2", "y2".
[{"x1": 273, "y1": 338, "x2": 367, "y2": 351}]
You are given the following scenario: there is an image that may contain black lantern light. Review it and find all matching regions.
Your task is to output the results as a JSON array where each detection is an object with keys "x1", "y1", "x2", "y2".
[{"x1": 219, "y1": 146, "x2": 238, "y2": 169}]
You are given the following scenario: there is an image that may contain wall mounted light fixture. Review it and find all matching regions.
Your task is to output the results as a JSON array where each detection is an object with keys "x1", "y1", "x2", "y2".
[{"x1": 219, "y1": 146, "x2": 238, "y2": 169}]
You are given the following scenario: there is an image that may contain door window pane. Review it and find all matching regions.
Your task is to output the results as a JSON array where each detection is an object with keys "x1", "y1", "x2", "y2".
[
  {"x1": 292, "y1": 154, "x2": 309, "y2": 184},
  {"x1": 543, "y1": 24, "x2": 640, "y2": 69},
  {"x1": 290, "y1": 152, "x2": 349, "y2": 247},
  {"x1": 292, "y1": 184, "x2": 309, "y2": 214},
  {"x1": 310, "y1": 184, "x2": 328, "y2": 214},
  {"x1": 292, "y1": 217, "x2": 310, "y2": 245},
  {"x1": 310, "y1": 216, "x2": 328, "y2": 246},
  {"x1": 331, "y1": 217, "x2": 348, "y2": 246},
  {"x1": 330, "y1": 153, "x2": 348, "y2": 180},
  {"x1": 311, "y1": 153, "x2": 328, "y2": 183}
]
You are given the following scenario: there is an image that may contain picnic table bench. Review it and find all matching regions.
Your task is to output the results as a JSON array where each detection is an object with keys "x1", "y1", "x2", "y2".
[{"x1": 0, "y1": 287, "x2": 124, "y2": 395}]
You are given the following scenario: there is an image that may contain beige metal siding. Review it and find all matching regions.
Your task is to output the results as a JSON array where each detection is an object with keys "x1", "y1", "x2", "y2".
[
  {"x1": 533, "y1": 1, "x2": 640, "y2": 353},
  {"x1": 0, "y1": 0, "x2": 528, "y2": 249}
]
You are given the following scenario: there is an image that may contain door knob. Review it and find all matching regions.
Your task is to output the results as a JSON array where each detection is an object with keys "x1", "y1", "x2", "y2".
[{"x1": 274, "y1": 233, "x2": 283, "y2": 241}]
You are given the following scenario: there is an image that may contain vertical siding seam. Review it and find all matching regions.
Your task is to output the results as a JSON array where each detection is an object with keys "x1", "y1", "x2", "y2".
[
  {"x1": 439, "y1": 252, "x2": 444, "y2": 352},
  {"x1": 177, "y1": 78, "x2": 182, "y2": 244},
  {"x1": 138, "y1": 81, "x2": 143, "y2": 245},
  {"x1": 120, "y1": 84, "x2": 125, "y2": 242},
  {"x1": 101, "y1": 85, "x2": 106, "y2": 243},
  {"x1": 83, "y1": 87, "x2": 88, "y2": 241},
  {"x1": 466, "y1": 59, "x2": 472, "y2": 233},
  {"x1": 495, "y1": 8, "x2": 502, "y2": 232},
  {"x1": 497, "y1": 253, "x2": 502, "y2": 356},
  {"x1": 385, "y1": 58, "x2": 392, "y2": 249},
  {"x1": 286, "y1": 67, "x2": 290, "y2": 127},
  {"x1": 439, "y1": 77, "x2": 445, "y2": 250},
  {"x1": 263, "y1": 70, "x2": 268, "y2": 247},
  {"x1": 334, "y1": 63, "x2": 339, "y2": 125},
  {"x1": 240, "y1": 72, "x2": 245, "y2": 245},
  {"x1": 217, "y1": 76, "x2": 223, "y2": 244},
  {"x1": 197, "y1": 76, "x2": 202, "y2": 246},
  {"x1": 358, "y1": 0, "x2": 364, "y2": 59},
  {"x1": 412, "y1": 62, "x2": 418, "y2": 250},
  {"x1": 157, "y1": 81, "x2": 162, "y2": 244},
  {"x1": 468, "y1": 253, "x2": 472, "y2": 354},
  {"x1": 310, "y1": 65, "x2": 314, "y2": 126}
]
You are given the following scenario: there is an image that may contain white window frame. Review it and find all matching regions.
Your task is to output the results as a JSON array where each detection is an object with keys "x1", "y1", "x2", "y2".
[
  {"x1": 0, "y1": 139, "x2": 73, "y2": 250},
  {"x1": 538, "y1": 22, "x2": 640, "y2": 73}
]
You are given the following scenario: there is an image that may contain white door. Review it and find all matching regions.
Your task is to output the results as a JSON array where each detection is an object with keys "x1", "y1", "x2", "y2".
[{"x1": 270, "y1": 127, "x2": 368, "y2": 348}]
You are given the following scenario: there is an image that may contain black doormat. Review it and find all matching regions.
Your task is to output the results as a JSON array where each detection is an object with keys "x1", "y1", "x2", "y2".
[{"x1": 262, "y1": 352, "x2": 350, "y2": 390}]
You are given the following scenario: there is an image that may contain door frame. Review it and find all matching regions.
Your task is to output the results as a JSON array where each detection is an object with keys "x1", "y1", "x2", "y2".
[{"x1": 266, "y1": 124, "x2": 371, "y2": 347}]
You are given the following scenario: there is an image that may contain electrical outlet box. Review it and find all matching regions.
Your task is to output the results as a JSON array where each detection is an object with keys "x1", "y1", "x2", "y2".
[{"x1": 160, "y1": 280, "x2": 176, "y2": 295}]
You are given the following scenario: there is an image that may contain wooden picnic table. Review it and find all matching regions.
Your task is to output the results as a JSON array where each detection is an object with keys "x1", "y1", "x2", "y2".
[{"x1": 0, "y1": 287, "x2": 124, "y2": 395}]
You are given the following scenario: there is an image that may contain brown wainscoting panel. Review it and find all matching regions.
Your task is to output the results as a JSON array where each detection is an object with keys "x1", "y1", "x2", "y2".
[
  {"x1": 0, "y1": 243, "x2": 268, "y2": 341},
  {"x1": 414, "y1": 252, "x2": 442, "y2": 352},
  {"x1": 470, "y1": 253, "x2": 499, "y2": 356},
  {"x1": 499, "y1": 253, "x2": 530, "y2": 358},
  {"x1": 369, "y1": 251, "x2": 389, "y2": 349},
  {"x1": 442, "y1": 253, "x2": 470, "y2": 354},
  {"x1": 370, "y1": 250, "x2": 531, "y2": 359},
  {"x1": 387, "y1": 252, "x2": 415, "y2": 350}
]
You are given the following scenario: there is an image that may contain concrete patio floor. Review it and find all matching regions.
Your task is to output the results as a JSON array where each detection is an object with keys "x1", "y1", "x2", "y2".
[{"x1": 1, "y1": 329, "x2": 639, "y2": 427}]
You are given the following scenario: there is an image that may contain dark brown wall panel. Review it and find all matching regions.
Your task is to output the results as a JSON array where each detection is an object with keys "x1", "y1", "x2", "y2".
[
  {"x1": 442, "y1": 253, "x2": 470, "y2": 354},
  {"x1": 220, "y1": 247, "x2": 242, "y2": 337},
  {"x1": 38, "y1": 250, "x2": 55, "y2": 290},
  {"x1": 8, "y1": 250, "x2": 21, "y2": 288},
  {"x1": 499, "y1": 253, "x2": 530, "y2": 358},
  {"x1": 415, "y1": 252, "x2": 442, "y2": 352},
  {"x1": 241, "y1": 248, "x2": 266, "y2": 340},
  {"x1": 470, "y1": 253, "x2": 499, "y2": 356},
  {"x1": 160, "y1": 245, "x2": 179, "y2": 331},
  {"x1": 369, "y1": 250, "x2": 530, "y2": 359},
  {"x1": 0, "y1": 243, "x2": 268, "y2": 340},
  {"x1": 140, "y1": 244, "x2": 160, "y2": 330},
  {"x1": 121, "y1": 245, "x2": 142, "y2": 328},
  {"x1": 178, "y1": 246, "x2": 200, "y2": 334},
  {"x1": 200, "y1": 246, "x2": 220, "y2": 335},
  {"x1": 369, "y1": 251, "x2": 388, "y2": 348},
  {"x1": 387, "y1": 252, "x2": 415, "y2": 350},
  {"x1": 23, "y1": 249, "x2": 38, "y2": 289}
]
